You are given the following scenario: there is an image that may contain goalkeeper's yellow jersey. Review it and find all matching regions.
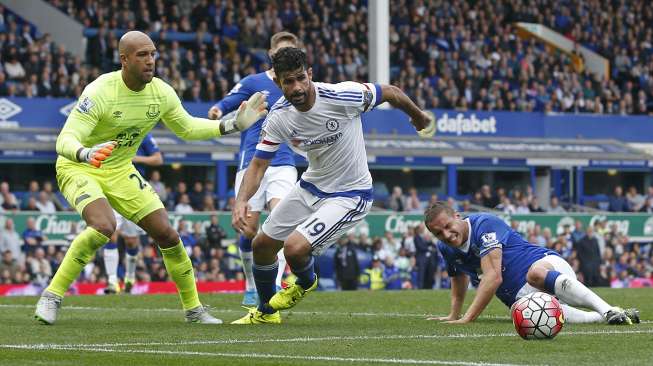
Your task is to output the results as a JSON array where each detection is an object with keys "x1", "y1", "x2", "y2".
[{"x1": 56, "y1": 70, "x2": 221, "y2": 169}]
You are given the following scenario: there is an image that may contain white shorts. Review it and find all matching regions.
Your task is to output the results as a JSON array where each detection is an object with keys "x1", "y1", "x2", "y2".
[
  {"x1": 114, "y1": 210, "x2": 146, "y2": 238},
  {"x1": 515, "y1": 254, "x2": 575, "y2": 300},
  {"x1": 261, "y1": 183, "x2": 372, "y2": 256},
  {"x1": 235, "y1": 165, "x2": 297, "y2": 212}
]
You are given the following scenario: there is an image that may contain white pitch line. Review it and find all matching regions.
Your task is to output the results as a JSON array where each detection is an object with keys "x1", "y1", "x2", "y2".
[
  {"x1": 0, "y1": 344, "x2": 539, "y2": 366},
  {"x1": 0, "y1": 303, "x2": 489, "y2": 318},
  {"x1": 2, "y1": 329, "x2": 652, "y2": 350},
  {"x1": 1, "y1": 303, "x2": 651, "y2": 324}
]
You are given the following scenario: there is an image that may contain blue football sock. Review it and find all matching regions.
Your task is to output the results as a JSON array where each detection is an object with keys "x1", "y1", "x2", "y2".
[
  {"x1": 239, "y1": 236, "x2": 252, "y2": 251},
  {"x1": 544, "y1": 270, "x2": 561, "y2": 294},
  {"x1": 253, "y1": 261, "x2": 278, "y2": 314},
  {"x1": 292, "y1": 256, "x2": 316, "y2": 290}
]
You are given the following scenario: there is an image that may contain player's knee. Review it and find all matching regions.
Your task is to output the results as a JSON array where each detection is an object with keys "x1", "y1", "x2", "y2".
[
  {"x1": 151, "y1": 226, "x2": 179, "y2": 247},
  {"x1": 283, "y1": 238, "x2": 310, "y2": 264},
  {"x1": 526, "y1": 266, "x2": 546, "y2": 287},
  {"x1": 91, "y1": 221, "x2": 116, "y2": 239}
]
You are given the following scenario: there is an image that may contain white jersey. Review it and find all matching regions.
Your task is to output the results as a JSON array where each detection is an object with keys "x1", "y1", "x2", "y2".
[{"x1": 255, "y1": 81, "x2": 382, "y2": 199}]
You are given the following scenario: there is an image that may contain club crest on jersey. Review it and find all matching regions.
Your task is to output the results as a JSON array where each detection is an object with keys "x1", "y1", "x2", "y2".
[
  {"x1": 76, "y1": 96, "x2": 95, "y2": 114},
  {"x1": 146, "y1": 104, "x2": 160, "y2": 119},
  {"x1": 326, "y1": 119, "x2": 339, "y2": 132}
]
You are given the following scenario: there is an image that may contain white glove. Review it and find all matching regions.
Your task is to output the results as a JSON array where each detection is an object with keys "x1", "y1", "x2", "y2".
[
  {"x1": 416, "y1": 111, "x2": 436, "y2": 138},
  {"x1": 221, "y1": 92, "x2": 268, "y2": 135},
  {"x1": 78, "y1": 141, "x2": 116, "y2": 168}
]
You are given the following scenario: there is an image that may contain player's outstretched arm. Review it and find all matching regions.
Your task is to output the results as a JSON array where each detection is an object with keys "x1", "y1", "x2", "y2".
[
  {"x1": 56, "y1": 106, "x2": 116, "y2": 168},
  {"x1": 447, "y1": 249, "x2": 503, "y2": 324},
  {"x1": 232, "y1": 156, "x2": 270, "y2": 235},
  {"x1": 163, "y1": 92, "x2": 267, "y2": 139},
  {"x1": 379, "y1": 84, "x2": 435, "y2": 138},
  {"x1": 428, "y1": 274, "x2": 469, "y2": 321}
]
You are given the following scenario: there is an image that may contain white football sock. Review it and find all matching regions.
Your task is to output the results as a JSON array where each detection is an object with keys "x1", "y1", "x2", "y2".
[
  {"x1": 554, "y1": 274, "x2": 611, "y2": 316},
  {"x1": 561, "y1": 304, "x2": 605, "y2": 323},
  {"x1": 125, "y1": 253, "x2": 137, "y2": 282},
  {"x1": 240, "y1": 250, "x2": 256, "y2": 291},
  {"x1": 276, "y1": 249, "x2": 286, "y2": 288},
  {"x1": 103, "y1": 248, "x2": 119, "y2": 285}
]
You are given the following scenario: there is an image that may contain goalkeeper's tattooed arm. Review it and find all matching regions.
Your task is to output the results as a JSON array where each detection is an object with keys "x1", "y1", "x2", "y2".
[{"x1": 378, "y1": 84, "x2": 434, "y2": 136}]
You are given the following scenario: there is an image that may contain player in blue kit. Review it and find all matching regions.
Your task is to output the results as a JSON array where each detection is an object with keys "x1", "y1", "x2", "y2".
[
  {"x1": 103, "y1": 133, "x2": 163, "y2": 294},
  {"x1": 424, "y1": 202, "x2": 639, "y2": 325},
  {"x1": 208, "y1": 32, "x2": 300, "y2": 306}
]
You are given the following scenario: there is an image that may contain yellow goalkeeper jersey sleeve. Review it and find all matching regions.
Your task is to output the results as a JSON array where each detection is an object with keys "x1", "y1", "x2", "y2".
[{"x1": 56, "y1": 70, "x2": 222, "y2": 169}]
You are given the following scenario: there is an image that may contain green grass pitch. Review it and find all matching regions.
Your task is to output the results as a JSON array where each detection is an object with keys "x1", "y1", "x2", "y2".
[{"x1": 0, "y1": 288, "x2": 651, "y2": 365}]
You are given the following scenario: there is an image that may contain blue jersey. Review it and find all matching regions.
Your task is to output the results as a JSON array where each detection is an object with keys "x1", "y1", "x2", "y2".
[
  {"x1": 134, "y1": 133, "x2": 160, "y2": 175},
  {"x1": 437, "y1": 213, "x2": 560, "y2": 307},
  {"x1": 214, "y1": 71, "x2": 295, "y2": 171}
]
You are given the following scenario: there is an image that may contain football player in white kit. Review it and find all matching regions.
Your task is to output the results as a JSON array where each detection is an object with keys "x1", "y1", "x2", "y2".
[{"x1": 231, "y1": 47, "x2": 435, "y2": 324}]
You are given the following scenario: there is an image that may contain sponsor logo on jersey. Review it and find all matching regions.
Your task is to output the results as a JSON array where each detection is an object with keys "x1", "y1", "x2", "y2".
[
  {"x1": 300, "y1": 132, "x2": 343, "y2": 148},
  {"x1": 76, "y1": 96, "x2": 95, "y2": 114},
  {"x1": 326, "y1": 119, "x2": 339, "y2": 132},
  {"x1": 113, "y1": 111, "x2": 123, "y2": 119},
  {"x1": 146, "y1": 104, "x2": 160, "y2": 119},
  {"x1": 115, "y1": 127, "x2": 142, "y2": 148}
]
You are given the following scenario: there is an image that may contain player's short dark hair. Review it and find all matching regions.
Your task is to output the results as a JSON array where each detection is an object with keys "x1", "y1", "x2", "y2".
[
  {"x1": 424, "y1": 201, "x2": 455, "y2": 224},
  {"x1": 272, "y1": 47, "x2": 307, "y2": 77},
  {"x1": 270, "y1": 32, "x2": 299, "y2": 49}
]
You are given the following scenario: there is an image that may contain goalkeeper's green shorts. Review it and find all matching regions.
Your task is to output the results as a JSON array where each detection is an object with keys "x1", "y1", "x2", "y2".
[{"x1": 56, "y1": 158, "x2": 164, "y2": 224}]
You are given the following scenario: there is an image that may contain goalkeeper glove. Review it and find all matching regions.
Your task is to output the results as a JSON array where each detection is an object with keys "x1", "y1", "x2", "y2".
[
  {"x1": 416, "y1": 111, "x2": 436, "y2": 138},
  {"x1": 77, "y1": 141, "x2": 116, "y2": 168},
  {"x1": 220, "y1": 92, "x2": 268, "y2": 135}
]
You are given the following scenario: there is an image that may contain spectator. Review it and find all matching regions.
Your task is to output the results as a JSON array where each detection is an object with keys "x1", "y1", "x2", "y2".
[
  {"x1": 177, "y1": 219, "x2": 196, "y2": 256},
  {"x1": 42, "y1": 181, "x2": 65, "y2": 211},
  {"x1": 383, "y1": 257, "x2": 402, "y2": 290},
  {"x1": 414, "y1": 224, "x2": 437, "y2": 289},
  {"x1": 0, "y1": 218, "x2": 23, "y2": 263},
  {"x1": 480, "y1": 185, "x2": 497, "y2": 208},
  {"x1": 22, "y1": 180, "x2": 40, "y2": 209},
  {"x1": 626, "y1": 186, "x2": 645, "y2": 212},
  {"x1": 200, "y1": 194, "x2": 217, "y2": 211},
  {"x1": 0, "y1": 250, "x2": 21, "y2": 283},
  {"x1": 515, "y1": 197, "x2": 531, "y2": 214},
  {"x1": 334, "y1": 237, "x2": 360, "y2": 290},
  {"x1": 205, "y1": 215, "x2": 225, "y2": 255},
  {"x1": 405, "y1": 187, "x2": 422, "y2": 212},
  {"x1": 528, "y1": 197, "x2": 545, "y2": 212},
  {"x1": 22, "y1": 217, "x2": 46, "y2": 253},
  {"x1": 28, "y1": 247, "x2": 52, "y2": 286},
  {"x1": 149, "y1": 170, "x2": 167, "y2": 202},
  {"x1": 571, "y1": 220, "x2": 585, "y2": 246},
  {"x1": 548, "y1": 196, "x2": 566, "y2": 213},
  {"x1": 608, "y1": 186, "x2": 630, "y2": 212},
  {"x1": 387, "y1": 186, "x2": 407, "y2": 212},
  {"x1": 189, "y1": 181, "x2": 205, "y2": 210},
  {"x1": 174, "y1": 193, "x2": 194, "y2": 213},
  {"x1": 0, "y1": 181, "x2": 18, "y2": 211},
  {"x1": 574, "y1": 225, "x2": 602, "y2": 287},
  {"x1": 35, "y1": 191, "x2": 56, "y2": 213}
]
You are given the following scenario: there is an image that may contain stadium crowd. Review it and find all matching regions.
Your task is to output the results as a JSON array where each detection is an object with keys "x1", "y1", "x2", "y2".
[
  {"x1": 1, "y1": 177, "x2": 652, "y2": 291},
  {"x1": 0, "y1": 1, "x2": 651, "y2": 115}
]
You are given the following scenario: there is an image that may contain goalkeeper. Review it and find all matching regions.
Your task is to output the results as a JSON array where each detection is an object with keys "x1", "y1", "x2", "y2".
[{"x1": 34, "y1": 31, "x2": 267, "y2": 325}]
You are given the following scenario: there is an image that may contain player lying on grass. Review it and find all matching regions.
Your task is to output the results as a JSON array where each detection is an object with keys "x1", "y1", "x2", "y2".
[
  {"x1": 34, "y1": 31, "x2": 266, "y2": 325},
  {"x1": 231, "y1": 46, "x2": 435, "y2": 324},
  {"x1": 424, "y1": 201, "x2": 639, "y2": 325}
]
